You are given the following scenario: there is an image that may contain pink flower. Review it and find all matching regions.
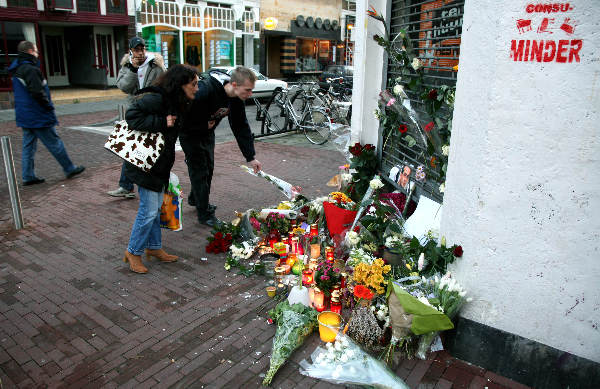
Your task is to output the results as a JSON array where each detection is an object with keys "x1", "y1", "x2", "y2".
[{"x1": 386, "y1": 98, "x2": 396, "y2": 107}]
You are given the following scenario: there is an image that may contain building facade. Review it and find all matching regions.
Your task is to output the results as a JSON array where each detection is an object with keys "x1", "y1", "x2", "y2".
[
  {"x1": 137, "y1": 0, "x2": 260, "y2": 72},
  {"x1": 0, "y1": 0, "x2": 133, "y2": 107},
  {"x1": 258, "y1": 0, "x2": 355, "y2": 79}
]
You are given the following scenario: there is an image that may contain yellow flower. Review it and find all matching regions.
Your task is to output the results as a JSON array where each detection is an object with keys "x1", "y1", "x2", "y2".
[
  {"x1": 406, "y1": 263, "x2": 412, "y2": 271},
  {"x1": 374, "y1": 258, "x2": 384, "y2": 267},
  {"x1": 277, "y1": 201, "x2": 292, "y2": 210},
  {"x1": 383, "y1": 265, "x2": 391, "y2": 273},
  {"x1": 453, "y1": 65, "x2": 459, "y2": 71}
]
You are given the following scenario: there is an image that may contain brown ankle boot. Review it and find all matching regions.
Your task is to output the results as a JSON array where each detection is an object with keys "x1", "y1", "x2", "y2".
[
  {"x1": 123, "y1": 251, "x2": 148, "y2": 273},
  {"x1": 145, "y1": 248, "x2": 178, "y2": 263}
]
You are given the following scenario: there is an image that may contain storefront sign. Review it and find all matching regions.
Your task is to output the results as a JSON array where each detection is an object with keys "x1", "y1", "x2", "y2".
[{"x1": 264, "y1": 17, "x2": 278, "y2": 30}]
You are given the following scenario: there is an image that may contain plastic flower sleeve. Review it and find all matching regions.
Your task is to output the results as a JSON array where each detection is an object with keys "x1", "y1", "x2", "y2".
[
  {"x1": 240, "y1": 165, "x2": 302, "y2": 200},
  {"x1": 299, "y1": 334, "x2": 409, "y2": 389}
]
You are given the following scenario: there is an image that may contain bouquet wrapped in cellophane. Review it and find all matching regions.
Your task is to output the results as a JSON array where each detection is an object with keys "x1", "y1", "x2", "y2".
[
  {"x1": 263, "y1": 301, "x2": 318, "y2": 385},
  {"x1": 299, "y1": 334, "x2": 409, "y2": 389}
]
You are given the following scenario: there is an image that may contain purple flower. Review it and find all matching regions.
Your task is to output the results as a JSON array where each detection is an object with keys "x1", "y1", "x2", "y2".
[
  {"x1": 334, "y1": 268, "x2": 340, "y2": 273},
  {"x1": 321, "y1": 275, "x2": 330, "y2": 281}
]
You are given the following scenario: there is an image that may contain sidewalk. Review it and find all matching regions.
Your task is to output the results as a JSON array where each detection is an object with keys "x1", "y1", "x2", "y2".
[{"x1": 0, "y1": 111, "x2": 530, "y2": 388}]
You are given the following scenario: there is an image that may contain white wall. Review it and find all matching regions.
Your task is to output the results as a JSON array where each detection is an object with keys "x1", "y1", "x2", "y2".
[
  {"x1": 351, "y1": 0, "x2": 386, "y2": 146},
  {"x1": 442, "y1": 0, "x2": 600, "y2": 362}
]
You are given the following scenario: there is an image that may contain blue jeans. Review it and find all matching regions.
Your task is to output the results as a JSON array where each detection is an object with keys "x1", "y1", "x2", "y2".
[
  {"x1": 127, "y1": 186, "x2": 163, "y2": 256},
  {"x1": 119, "y1": 161, "x2": 134, "y2": 191},
  {"x1": 22, "y1": 126, "x2": 76, "y2": 181}
]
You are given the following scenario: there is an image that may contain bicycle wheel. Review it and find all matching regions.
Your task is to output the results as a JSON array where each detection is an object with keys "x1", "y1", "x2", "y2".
[
  {"x1": 301, "y1": 109, "x2": 331, "y2": 145},
  {"x1": 262, "y1": 89, "x2": 288, "y2": 134}
]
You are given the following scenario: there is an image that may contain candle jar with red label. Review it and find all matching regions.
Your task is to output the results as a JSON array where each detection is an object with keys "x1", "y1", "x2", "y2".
[
  {"x1": 325, "y1": 246, "x2": 334, "y2": 262},
  {"x1": 310, "y1": 223, "x2": 318, "y2": 236},
  {"x1": 330, "y1": 291, "x2": 342, "y2": 314},
  {"x1": 302, "y1": 268, "x2": 314, "y2": 286}
]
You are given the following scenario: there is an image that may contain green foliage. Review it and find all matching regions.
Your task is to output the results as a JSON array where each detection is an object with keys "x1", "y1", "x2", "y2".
[{"x1": 347, "y1": 143, "x2": 379, "y2": 202}]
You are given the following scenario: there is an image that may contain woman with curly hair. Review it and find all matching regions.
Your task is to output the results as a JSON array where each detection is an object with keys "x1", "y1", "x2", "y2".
[{"x1": 122, "y1": 64, "x2": 199, "y2": 274}]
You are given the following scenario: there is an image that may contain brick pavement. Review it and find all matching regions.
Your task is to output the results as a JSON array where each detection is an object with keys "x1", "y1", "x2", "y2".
[{"x1": 0, "y1": 110, "x2": 530, "y2": 388}]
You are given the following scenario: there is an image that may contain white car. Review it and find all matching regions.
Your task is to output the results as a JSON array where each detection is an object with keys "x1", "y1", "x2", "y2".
[{"x1": 209, "y1": 66, "x2": 288, "y2": 98}]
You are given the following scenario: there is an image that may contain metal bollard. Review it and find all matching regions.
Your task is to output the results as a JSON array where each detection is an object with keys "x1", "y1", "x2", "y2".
[{"x1": 1, "y1": 136, "x2": 24, "y2": 230}]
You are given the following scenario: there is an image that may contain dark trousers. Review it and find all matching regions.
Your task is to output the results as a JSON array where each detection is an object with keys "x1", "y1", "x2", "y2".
[
  {"x1": 119, "y1": 161, "x2": 135, "y2": 191},
  {"x1": 179, "y1": 131, "x2": 215, "y2": 221}
]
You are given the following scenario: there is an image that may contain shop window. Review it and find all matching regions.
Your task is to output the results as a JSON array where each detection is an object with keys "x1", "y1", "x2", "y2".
[
  {"x1": 296, "y1": 38, "x2": 338, "y2": 72},
  {"x1": 77, "y1": 0, "x2": 98, "y2": 12},
  {"x1": 142, "y1": 26, "x2": 180, "y2": 68},
  {"x1": 7, "y1": 0, "x2": 36, "y2": 7},
  {"x1": 0, "y1": 22, "x2": 35, "y2": 91},
  {"x1": 296, "y1": 38, "x2": 317, "y2": 72},
  {"x1": 106, "y1": 0, "x2": 126, "y2": 14},
  {"x1": 184, "y1": 32, "x2": 203, "y2": 70},
  {"x1": 204, "y1": 30, "x2": 233, "y2": 68}
]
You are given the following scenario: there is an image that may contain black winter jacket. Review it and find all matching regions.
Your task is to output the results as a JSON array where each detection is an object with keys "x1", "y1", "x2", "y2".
[
  {"x1": 123, "y1": 86, "x2": 181, "y2": 192},
  {"x1": 181, "y1": 72, "x2": 255, "y2": 162}
]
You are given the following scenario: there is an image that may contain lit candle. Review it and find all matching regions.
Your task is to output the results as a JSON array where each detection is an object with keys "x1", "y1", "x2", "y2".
[
  {"x1": 330, "y1": 296, "x2": 342, "y2": 314},
  {"x1": 302, "y1": 269, "x2": 314, "y2": 286},
  {"x1": 325, "y1": 246, "x2": 334, "y2": 262},
  {"x1": 310, "y1": 223, "x2": 318, "y2": 236},
  {"x1": 310, "y1": 243, "x2": 321, "y2": 259},
  {"x1": 313, "y1": 288, "x2": 325, "y2": 312}
]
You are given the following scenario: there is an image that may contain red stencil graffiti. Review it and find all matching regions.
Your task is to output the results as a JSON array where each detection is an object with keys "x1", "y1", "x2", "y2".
[
  {"x1": 560, "y1": 18, "x2": 576, "y2": 34},
  {"x1": 517, "y1": 19, "x2": 532, "y2": 34},
  {"x1": 537, "y1": 18, "x2": 555, "y2": 33}
]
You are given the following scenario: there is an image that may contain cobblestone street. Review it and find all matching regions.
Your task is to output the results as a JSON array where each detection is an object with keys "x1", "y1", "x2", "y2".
[{"x1": 0, "y1": 107, "x2": 529, "y2": 388}]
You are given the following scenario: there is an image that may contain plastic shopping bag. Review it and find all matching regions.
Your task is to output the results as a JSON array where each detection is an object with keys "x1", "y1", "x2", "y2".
[{"x1": 160, "y1": 173, "x2": 183, "y2": 231}]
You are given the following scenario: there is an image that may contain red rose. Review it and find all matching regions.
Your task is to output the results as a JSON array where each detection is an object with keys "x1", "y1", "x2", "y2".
[
  {"x1": 453, "y1": 245, "x2": 463, "y2": 257},
  {"x1": 424, "y1": 122, "x2": 435, "y2": 132},
  {"x1": 428, "y1": 89, "x2": 438, "y2": 100},
  {"x1": 398, "y1": 124, "x2": 408, "y2": 133},
  {"x1": 364, "y1": 144, "x2": 376, "y2": 152},
  {"x1": 349, "y1": 143, "x2": 363, "y2": 156}
]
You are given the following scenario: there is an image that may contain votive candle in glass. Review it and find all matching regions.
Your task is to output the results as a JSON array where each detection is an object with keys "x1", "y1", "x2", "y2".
[
  {"x1": 313, "y1": 288, "x2": 326, "y2": 312},
  {"x1": 310, "y1": 223, "x2": 318, "y2": 236},
  {"x1": 330, "y1": 296, "x2": 342, "y2": 314},
  {"x1": 302, "y1": 269, "x2": 314, "y2": 286},
  {"x1": 325, "y1": 246, "x2": 334, "y2": 262},
  {"x1": 310, "y1": 243, "x2": 320, "y2": 259}
]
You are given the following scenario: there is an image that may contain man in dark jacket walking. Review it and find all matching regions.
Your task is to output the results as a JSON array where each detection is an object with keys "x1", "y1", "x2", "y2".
[
  {"x1": 9, "y1": 41, "x2": 84, "y2": 186},
  {"x1": 180, "y1": 66, "x2": 262, "y2": 227},
  {"x1": 108, "y1": 37, "x2": 165, "y2": 199}
]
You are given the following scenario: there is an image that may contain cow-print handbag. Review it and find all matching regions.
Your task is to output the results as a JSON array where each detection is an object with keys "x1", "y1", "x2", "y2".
[{"x1": 104, "y1": 120, "x2": 165, "y2": 172}]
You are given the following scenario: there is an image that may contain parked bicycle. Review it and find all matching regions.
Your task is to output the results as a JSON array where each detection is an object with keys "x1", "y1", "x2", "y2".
[
  {"x1": 290, "y1": 78, "x2": 352, "y2": 125},
  {"x1": 255, "y1": 87, "x2": 332, "y2": 145}
]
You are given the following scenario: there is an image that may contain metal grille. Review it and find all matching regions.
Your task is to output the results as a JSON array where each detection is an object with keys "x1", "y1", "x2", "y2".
[{"x1": 380, "y1": 0, "x2": 463, "y2": 202}]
